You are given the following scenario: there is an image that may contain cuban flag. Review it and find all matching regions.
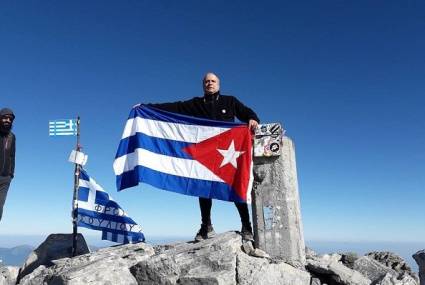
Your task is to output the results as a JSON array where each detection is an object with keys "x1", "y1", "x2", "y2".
[
  {"x1": 113, "y1": 104, "x2": 254, "y2": 203},
  {"x1": 76, "y1": 169, "x2": 145, "y2": 243}
]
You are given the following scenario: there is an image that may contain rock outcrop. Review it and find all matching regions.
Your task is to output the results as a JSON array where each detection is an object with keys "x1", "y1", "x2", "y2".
[
  {"x1": 307, "y1": 253, "x2": 371, "y2": 285},
  {"x1": 366, "y1": 251, "x2": 418, "y2": 282},
  {"x1": 17, "y1": 233, "x2": 90, "y2": 283},
  {"x1": 12, "y1": 232, "x2": 310, "y2": 285},
  {"x1": 306, "y1": 249, "x2": 419, "y2": 285},
  {"x1": 0, "y1": 232, "x2": 421, "y2": 285},
  {"x1": 0, "y1": 266, "x2": 19, "y2": 285}
]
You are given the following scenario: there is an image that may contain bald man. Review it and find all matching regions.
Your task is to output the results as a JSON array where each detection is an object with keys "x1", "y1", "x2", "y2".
[{"x1": 144, "y1": 73, "x2": 259, "y2": 241}]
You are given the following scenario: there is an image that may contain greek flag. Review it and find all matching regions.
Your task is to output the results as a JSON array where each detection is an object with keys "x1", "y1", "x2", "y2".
[
  {"x1": 49, "y1": 119, "x2": 77, "y2": 136},
  {"x1": 76, "y1": 169, "x2": 145, "y2": 244},
  {"x1": 113, "y1": 105, "x2": 253, "y2": 203}
]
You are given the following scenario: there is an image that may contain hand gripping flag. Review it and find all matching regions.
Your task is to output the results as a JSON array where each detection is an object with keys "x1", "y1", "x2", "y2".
[
  {"x1": 76, "y1": 169, "x2": 145, "y2": 243},
  {"x1": 113, "y1": 104, "x2": 254, "y2": 203}
]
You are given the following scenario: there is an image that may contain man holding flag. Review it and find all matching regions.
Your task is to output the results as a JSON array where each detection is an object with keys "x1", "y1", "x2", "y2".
[{"x1": 138, "y1": 72, "x2": 260, "y2": 241}]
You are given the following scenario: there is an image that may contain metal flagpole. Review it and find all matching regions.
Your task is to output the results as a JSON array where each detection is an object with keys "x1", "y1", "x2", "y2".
[{"x1": 72, "y1": 116, "x2": 81, "y2": 257}]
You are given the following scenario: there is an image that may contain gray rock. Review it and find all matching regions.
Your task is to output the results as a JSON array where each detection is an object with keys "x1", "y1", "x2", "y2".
[
  {"x1": 307, "y1": 254, "x2": 371, "y2": 285},
  {"x1": 18, "y1": 231, "x2": 311, "y2": 285},
  {"x1": 367, "y1": 251, "x2": 418, "y2": 282},
  {"x1": 353, "y1": 256, "x2": 399, "y2": 283},
  {"x1": 17, "y1": 233, "x2": 90, "y2": 282},
  {"x1": 311, "y1": 277, "x2": 322, "y2": 285},
  {"x1": 131, "y1": 232, "x2": 239, "y2": 284},
  {"x1": 341, "y1": 252, "x2": 360, "y2": 269},
  {"x1": 377, "y1": 272, "x2": 418, "y2": 285},
  {"x1": 241, "y1": 240, "x2": 255, "y2": 255},
  {"x1": 306, "y1": 247, "x2": 318, "y2": 259},
  {"x1": 236, "y1": 250, "x2": 310, "y2": 285},
  {"x1": 0, "y1": 266, "x2": 19, "y2": 285},
  {"x1": 413, "y1": 250, "x2": 425, "y2": 285},
  {"x1": 250, "y1": 248, "x2": 270, "y2": 259},
  {"x1": 19, "y1": 241, "x2": 155, "y2": 285},
  {"x1": 130, "y1": 231, "x2": 310, "y2": 285},
  {"x1": 240, "y1": 241, "x2": 270, "y2": 259}
]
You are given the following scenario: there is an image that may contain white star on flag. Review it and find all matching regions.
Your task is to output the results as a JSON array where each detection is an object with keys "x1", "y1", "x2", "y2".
[{"x1": 217, "y1": 140, "x2": 245, "y2": 168}]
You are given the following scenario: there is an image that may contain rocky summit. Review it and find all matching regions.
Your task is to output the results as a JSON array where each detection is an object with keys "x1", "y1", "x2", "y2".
[{"x1": 0, "y1": 232, "x2": 422, "y2": 285}]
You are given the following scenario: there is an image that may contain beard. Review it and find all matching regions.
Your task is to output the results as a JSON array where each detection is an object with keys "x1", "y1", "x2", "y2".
[{"x1": 0, "y1": 123, "x2": 12, "y2": 133}]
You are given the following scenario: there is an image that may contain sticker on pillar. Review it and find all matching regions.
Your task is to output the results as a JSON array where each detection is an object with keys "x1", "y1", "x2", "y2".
[
  {"x1": 254, "y1": 123, "x2": 283, "y2": 157},
  {"x1": 263, "y1": 206, "x2": 274, "y2": 231}
]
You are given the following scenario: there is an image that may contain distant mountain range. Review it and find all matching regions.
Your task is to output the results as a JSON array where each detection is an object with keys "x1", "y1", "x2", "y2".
[
  {"x1": 0, "y1": 244, "x2": 103, "y2": 267},
  {"x1": 0, "y1": 245, "x2": 34, "y2": 266}
]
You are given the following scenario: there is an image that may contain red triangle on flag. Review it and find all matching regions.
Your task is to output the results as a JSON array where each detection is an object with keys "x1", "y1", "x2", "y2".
[{"x1": 183, "y1": 126, "x2": 252, "y2": 201}]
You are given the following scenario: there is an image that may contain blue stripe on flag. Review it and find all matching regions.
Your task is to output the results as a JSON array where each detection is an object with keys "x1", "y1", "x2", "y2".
[
  {"x1": 115, "y1": 132, "x2": 192, "y2": 159},
  {"x1": 116, "y1": 165, "x2": 244, "y2": 203},
  {"x1": 78, "y1": 187, "x2": 89, "y2": 202},
  {"x1": 80, "y1": 170, "x2": 90, "y2": 181}
]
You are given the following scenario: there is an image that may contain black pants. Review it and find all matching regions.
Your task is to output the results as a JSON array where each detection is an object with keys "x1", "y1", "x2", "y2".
[
  {"x1": 0, "y1": 176, "x2": 12, "y2": 222},
  {"x1": 199, "y1": 197, "x2": 251, "y2": 228}
]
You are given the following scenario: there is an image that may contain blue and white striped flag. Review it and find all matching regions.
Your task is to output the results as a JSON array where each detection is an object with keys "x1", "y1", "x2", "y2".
[
  {"x1": 76, "y1": 169, "x2": 145, "y2": 244},
  {"x1": 49, "y1": 119, "x2": 77, "y2": 136},
  {"x1": 113, "y1": 105, "x2": 253, "y2": 203}
]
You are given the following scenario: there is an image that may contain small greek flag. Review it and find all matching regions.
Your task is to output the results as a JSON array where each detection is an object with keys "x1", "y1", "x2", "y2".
[
  {"x1": 76, "y1": 169, "x2": 145, "y2": 244},
  {"x1": 49, "y1": 119, "x2": 77, "y2": 136}
]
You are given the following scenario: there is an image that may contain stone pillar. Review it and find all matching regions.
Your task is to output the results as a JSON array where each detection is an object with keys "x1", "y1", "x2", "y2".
[
  {"x1": 413, "y1": 250, "x2": 425, "y2": 285},
  {"x1": 252, "y1": 136, "x2": 306, "y2": 267}
]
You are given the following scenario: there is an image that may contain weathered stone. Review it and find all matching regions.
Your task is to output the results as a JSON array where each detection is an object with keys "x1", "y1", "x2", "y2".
[
  {"x1": 341, "y1": 252, "x2": 360, "y2": 269},
  {"x1": 311, "y1": 277, "x2": 322, "y2": 285},
  {"x1": 19, "y1": 241, "x2": 155, "y2": 285},
  {"x1": 353, "y1": 256, "x2": 398, "y2": 283},
  {"x1": 378, "y1": 272, "x2": 418, "y2": 285},
  {"x1": 252, "y1": 136, "x2": 306, "y2": 267},
  {"x1": 250, "y1": 248, "x2": 270, "y2": 259},
  {"x1": 413, "y1": 250, "x2": 425, "y2": 285},
  {"x1": 307, "y1": 254, "x2": 371, "y2": 285},
  {"x1": 240, "y1": 241, "x2": 270, "y2": 259},
  {"x1": 17, "y1": 233, "x2": 90, "y2": 282},
  {"x1": 241, "y1": 240, "x2": 255, "y2": 255},
  {"x1": 306, "y1": 247, "x2": 318, "y2": 259},
  {"x1": 236, "y1": 250, "x2": 310, "y2": 285},
  {"x1": 129, "y1": 231, "x2": 310, "y2": 285},
  {"x1": 131, "y1": 232, "x2": 239, "y2": 284},
  {"x1": 367, "y1": 251, "x2": 418, "y2": 282},
  {"x1": 0, "y1": 266, "x2": 19, "y2": 285}
]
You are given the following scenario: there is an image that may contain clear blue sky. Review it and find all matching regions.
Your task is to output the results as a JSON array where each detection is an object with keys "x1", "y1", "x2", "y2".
[{"x1": 0, "y1": 0, "x2": 424, "y2": 244}]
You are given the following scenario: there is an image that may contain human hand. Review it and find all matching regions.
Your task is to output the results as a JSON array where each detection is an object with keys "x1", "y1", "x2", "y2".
[{"x1": 248, "y1": 119, "x2": 259, "y2": 132}]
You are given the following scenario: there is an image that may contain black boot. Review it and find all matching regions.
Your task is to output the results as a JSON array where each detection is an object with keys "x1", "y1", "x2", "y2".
[
  {"x1": 240, "y1": 223, "x2": 254, "y2": 241},
  {"x1": 194, "y1": 224, "x2": 216, "y2": 242}
]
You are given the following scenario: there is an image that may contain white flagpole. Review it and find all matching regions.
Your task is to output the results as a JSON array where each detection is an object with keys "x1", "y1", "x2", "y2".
[{"x1": 72, "y1": 116, "x2": 81, "y2": 257}]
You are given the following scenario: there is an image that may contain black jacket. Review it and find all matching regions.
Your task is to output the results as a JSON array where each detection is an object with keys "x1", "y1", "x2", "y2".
[
  {"x1": 0, "y1": 131, "x2": 15, "y2": 178},
  {"x1": 149, "y1": 93, "x2": 260, "y2": 123}
]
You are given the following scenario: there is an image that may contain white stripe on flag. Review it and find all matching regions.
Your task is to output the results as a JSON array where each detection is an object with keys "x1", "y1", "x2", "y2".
[
  {"x1": 78, "y1": 178, "x2": 103, "y2": 191},
  {"x1": 113, "y1": 147, "x2": 224, "y2": 182},
  {"x1": 121, "y1": 117, "x2": 229, "y2": 142},
  {"x1": 49, "y1": 132, "x2": 76, "y2": 136}
]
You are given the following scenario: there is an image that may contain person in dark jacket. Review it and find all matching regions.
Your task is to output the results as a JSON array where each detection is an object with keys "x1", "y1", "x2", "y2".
[
  {"x1": 145, "y1": 72, "x2": 260, "y2": 241},
  {"x1": 0, "y1": 108, "x2": 16, "y2": 222}
]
